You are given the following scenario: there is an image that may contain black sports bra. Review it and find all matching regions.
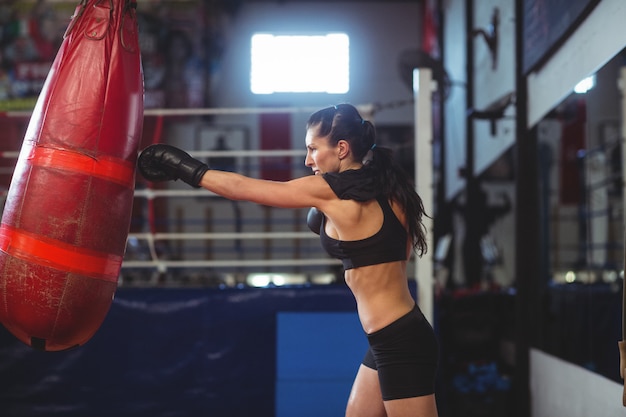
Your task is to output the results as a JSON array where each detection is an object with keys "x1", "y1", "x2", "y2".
[{"x1": 319, "y1": 196, "x2": 408, "y2": 270}]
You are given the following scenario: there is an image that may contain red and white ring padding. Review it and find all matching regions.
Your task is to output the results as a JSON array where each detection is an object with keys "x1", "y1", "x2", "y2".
[{"x1": 0, "y1": 0, "x2": 143, "y2": 351}]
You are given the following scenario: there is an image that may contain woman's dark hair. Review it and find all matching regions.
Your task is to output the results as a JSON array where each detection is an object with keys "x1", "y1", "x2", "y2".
[{"x1": 306, "y1": 103, "x2": 428, "y2": 256}]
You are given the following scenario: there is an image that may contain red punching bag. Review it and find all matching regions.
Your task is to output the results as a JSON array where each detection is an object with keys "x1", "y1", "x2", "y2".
[{"x1": 0, "y1": 0, "x2": 143, "y2": 351}]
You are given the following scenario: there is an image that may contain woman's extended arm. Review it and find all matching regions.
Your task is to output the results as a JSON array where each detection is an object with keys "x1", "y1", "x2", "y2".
[
  {"x1": 138, "y1": 143, "x2": 335, "y2": 210},
  {"x1": 200, "y1": 170, "x2": 333, "y2": 209}
]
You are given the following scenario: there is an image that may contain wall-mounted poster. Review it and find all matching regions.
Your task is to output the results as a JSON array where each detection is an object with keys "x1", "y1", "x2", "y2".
[
  {"x1": 0, "y1": 1, "x2": 71, "y2": 111},
  {"x1": 0, "y1": 0, "x2": 237, "y2": 111},
  {"x1": 136, "y1": 1, "x2": 210, "y2": 109}
]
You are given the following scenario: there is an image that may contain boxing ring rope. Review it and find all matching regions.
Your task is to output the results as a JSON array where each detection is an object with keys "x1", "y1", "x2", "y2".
[
  {"x1": 0, "y1": 151, "x2": 19, "y2": 159},
  {"x1": 0, "y1": 105, "x2": 376, "y2": 118}
]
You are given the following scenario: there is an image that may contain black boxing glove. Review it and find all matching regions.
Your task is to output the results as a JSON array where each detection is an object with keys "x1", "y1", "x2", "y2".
[
  {"x1": 138, "y1": 144, "x2": 209, "y2": 188},
  {"x1": 307, "y1": 207, "x2": 324, "y2": 235}
]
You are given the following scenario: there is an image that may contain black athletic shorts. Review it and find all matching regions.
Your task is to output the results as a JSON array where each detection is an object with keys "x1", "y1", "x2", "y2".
[{"x1": 362, "y1": 304, "x2": 439, "y2": 400}]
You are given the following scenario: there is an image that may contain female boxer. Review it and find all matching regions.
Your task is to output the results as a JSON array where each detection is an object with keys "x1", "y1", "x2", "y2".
[{"x1": 138, "y1": 103, "x2": 439, "y2": 417}]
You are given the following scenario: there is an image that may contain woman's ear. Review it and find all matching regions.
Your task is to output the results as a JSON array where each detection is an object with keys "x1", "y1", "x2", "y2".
[{"x1": 337, "y1": 140, "x2": 350, "y2": 160}]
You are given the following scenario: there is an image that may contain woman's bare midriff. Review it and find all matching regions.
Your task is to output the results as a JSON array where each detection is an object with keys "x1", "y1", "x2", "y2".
[{"x1": 344, "y1": 260, "x2": 417, "y2": 334}]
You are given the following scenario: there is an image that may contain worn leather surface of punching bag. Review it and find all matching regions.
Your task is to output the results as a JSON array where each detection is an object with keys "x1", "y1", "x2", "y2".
[{"x1": 0, "y1": 0, "x2": 143, "y2": 351}]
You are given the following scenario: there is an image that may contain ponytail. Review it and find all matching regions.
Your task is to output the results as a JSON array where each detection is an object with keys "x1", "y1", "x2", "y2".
[{"x1": 369, "y1": 146, "x2": 428, "y2": 256}]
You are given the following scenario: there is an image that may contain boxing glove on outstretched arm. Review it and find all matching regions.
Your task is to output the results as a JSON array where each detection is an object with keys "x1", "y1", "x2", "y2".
[{"x1": 138, "y1": 144, "x2": 209, "y2": 188}]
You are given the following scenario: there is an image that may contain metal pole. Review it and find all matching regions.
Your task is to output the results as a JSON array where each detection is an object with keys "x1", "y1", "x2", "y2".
[
  {"x1": 619, "y1": 66, "x2": 626, "y2": 406},
  {"x1": 414, "y1": 68, "x2": 435, "y2": 324},
  {"x1": 514, "y1": 0, "x2": 532, "y2": 414}
]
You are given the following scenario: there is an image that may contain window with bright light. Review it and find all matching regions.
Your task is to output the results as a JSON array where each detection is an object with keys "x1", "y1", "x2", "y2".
[{"x1": 250, "y1": 33, "x2": 349, "y2": 94}]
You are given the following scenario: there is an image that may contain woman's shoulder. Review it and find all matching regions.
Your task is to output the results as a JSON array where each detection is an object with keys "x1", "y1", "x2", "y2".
[
  {"x1": 322, "y1": 168, "x2": 379, "y2": 201},
  {"x1": 287, "y1": 174, "x2": 338, "y2": 208}
]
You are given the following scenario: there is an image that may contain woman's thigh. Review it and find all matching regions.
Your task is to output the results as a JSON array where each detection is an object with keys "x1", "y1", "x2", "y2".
[
  {"x1": 383, "y1": 394, "x2": 439, "y2": 417},
  {"x1": 345, "y1": 365, "x2": 386, "y2": 417},
  {"x1": 346, "y1": 365, "x2": 439, "y2": 417}
]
